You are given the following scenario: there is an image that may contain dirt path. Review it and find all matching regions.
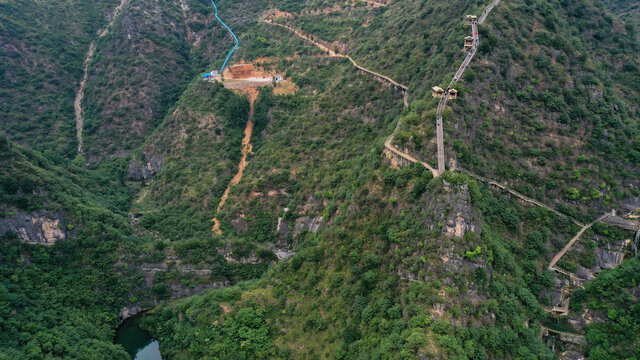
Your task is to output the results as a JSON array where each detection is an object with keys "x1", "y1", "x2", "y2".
[
  {"x1": 263, "y1": 17, "x2": 422, "y2": 174},
  {"x1": 74, "y1": 0, "x2": 129, "y2": 154},
  {"x1": 262, "y1": 2, "x2": 500, "y2": 178},
  {"x1": 74, "y1": 41, "x2": 95, "y2": 154},
  {"x1": 262, "y1": 19, "x2": 407, "y2": 91},
  {"x1": 179, "y1": 0, "x2": 194, "y2": 44},
  {"x1": 548, "y1": 212, "x2": 612, "y2": 271},
  {"x1": 359, "y1": 0, "x2": 388, "y2": 7},
  {"x1": 212, "y1": 89, "x2": 257, "y2": 234}
]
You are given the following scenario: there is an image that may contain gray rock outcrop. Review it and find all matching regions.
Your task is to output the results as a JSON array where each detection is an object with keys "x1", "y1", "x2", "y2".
[
  {"x1": 0, "y1": 207, "x2": 65, "y2": 245},
  {"x1": 594, "y1": 247, "x2": 625, "y2": 269},
  {"x1": 128, "y1": 156, "x2": 163, "y2": 181},
  {"x1": 423, "y1": 181, "x2": 481, "y2": 237}
]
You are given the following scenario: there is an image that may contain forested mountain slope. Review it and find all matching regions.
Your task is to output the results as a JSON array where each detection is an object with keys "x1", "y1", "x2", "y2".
[
  {"x1": 0, "y1": 0, "x2": 119, "y2": 157},
  {"x1": 140, "y1": 0, "x2": 640, "y2": 358},
  {"x1": 0, "y1": 138, "x2": 136, "y2": 358},
  {"x1": 394, "y1": 0, "x2": 640, "y2": 217},
  {"x1": 1, "y1": 0, "x2": 639, "y2": 358},
  {"x1": 601, "y1": 0, "x2": 640, "y2": 22},
  {"x1": 81, "y1": 0, "x2": 276, "y2": 160}
]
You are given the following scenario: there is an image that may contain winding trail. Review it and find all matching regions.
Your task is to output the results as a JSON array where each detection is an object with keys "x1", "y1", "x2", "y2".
[
  {"x1": 74, "y1": 0, "x2": 130, "y2": 155},
  {"x1": 548, "y1": 212, "x2": 613, "y2": 272},
  {"x1": 263, "y1": 18, "x2": 420, "y2": 174},
  {"x1": 262, "y1": 19, "x2": 407, "y2": 92},
  {"x1": 212, "y1": 90, "x2": 257, "y2": 234},
  {"x1": 384, "y1": 0, "x2": 499, "y2": 177},
  {"x1": 210, "y1": 0, "x2": 238, "y2": 73}
]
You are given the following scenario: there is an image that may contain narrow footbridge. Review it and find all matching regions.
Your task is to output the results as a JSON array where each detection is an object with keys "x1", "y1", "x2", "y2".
[
  {"x1": 478, "y1": 0, "x2": 501, "y2": 24},
  {"x1": 384, "y1": 134, "x2": 438, "y2": 175},
  {"x1": 343, "y1": 55, "x2": 408, "y2": 91}
]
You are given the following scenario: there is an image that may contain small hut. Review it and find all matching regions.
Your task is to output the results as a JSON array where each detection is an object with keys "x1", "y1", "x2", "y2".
[
  {"x1": 465, "y1": 15, "x2": 477, "y2": 24},
  {"x1": 464, "y1": 36, "x2": 474, "y2": 49},
  {"x1": 448, "y1": 88, "x2": 458, "y2": 99},
  {"x1": 432, "y1": 86, "x2": 445, "y2": 98}
]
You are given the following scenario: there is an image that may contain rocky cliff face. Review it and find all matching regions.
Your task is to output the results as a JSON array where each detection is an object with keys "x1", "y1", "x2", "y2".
[
  {"x1": 119, "y1": 256, "x2": 231, "y2": 321},
  {"x1": 277, "y1": 214, "x2": 326, "y2": 238},
  {"x1": 0, "y1": 207, "x2": 65, "y2": 245},
  {"x1": 422, "y1": 180, "x2": 481, "y2": 238},
  {"x1": 127, "y1": 156, "x2": 163, "y2": 181}
]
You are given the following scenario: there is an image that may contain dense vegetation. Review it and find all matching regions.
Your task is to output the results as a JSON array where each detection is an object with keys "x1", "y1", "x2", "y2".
[
  {"x1": 393, "y1": 0, "x2": 640, "y2": 219},
  {"x1": 0, "y1": 138, "x2": 136, "y2": 358},
  {"x1": 0, "y1": 0, "x2": 118, "y2": 157},
  {"x1": 1, "y1": 0, "x2": 639, "y2": 358},
  {"x1": 571, "y1": 257, "x2": 640, "y2": 359},
  {"x1": 145, "y1": 168, "x2": 576, "y2": 359}
]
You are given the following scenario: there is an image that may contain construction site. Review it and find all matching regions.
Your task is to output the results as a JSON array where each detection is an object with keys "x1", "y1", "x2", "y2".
[{"x1": 203, "y1": 62, "x2": 291, "y2": 91}]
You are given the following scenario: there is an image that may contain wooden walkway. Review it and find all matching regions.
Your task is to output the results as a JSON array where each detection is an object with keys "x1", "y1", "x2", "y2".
[
  {"x1": 435, "y1": 0, "x2": 500, "y2": 172},
  {"x1": 436, "y1": 17, "x2": 482, "y2": 173},
  {"x1": 458, "y1": 167, "x2": 585, "y2": 227},
  {"x1": 262, "y1": 19, "x2": 407, "y2": 92},
  {"x1": 548, "y1": 212, "x2": 612, "y2": 271},
  {"x1": 264, "y1": 1, "x2": 500, "y2": 178}
]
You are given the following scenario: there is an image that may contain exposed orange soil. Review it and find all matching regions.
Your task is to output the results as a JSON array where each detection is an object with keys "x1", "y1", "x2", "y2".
[
  {"x1": 219, "y1": 62, "x2": 296, "y2": 92},
  {"x1": 274, "y1": 81, "x2": 296, "y2": 95},
  {"x1": 211, "y1": 59, "x2": 297, "y2": 234},
  {"x1": 212, "y1": 89, "x2": 258, "y2": 234},
  {"x1": 229, "y1": 63, "x2": 256, "y2": 77}
]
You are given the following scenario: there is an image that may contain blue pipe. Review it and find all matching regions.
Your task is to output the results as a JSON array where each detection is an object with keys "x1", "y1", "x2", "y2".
[{"x1": 209, "y1": 0, "x2": 238, "y2": 73}]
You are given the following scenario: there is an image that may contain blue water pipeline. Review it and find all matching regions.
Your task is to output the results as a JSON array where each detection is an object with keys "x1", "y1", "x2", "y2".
[{"x1": 210, "y1": 0, "x2": 238, "y2": 73}]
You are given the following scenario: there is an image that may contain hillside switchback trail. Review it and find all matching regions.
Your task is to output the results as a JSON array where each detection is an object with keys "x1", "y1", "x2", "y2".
[
  {"x1": 383, "y1": 0, "x2": 499, "y2": 178},
  {"x1": 212, "y1": 89, "x2": 257, "y2": 234},
  {"x1": 263, "y1": 16, "x2": 420, "y2": 174},
  {"x1": 262, "y1": 19, "x2": 407, "y2": 93},
  {"x1": 74, "y1": 0, "x2": 130, "y2": 155}
]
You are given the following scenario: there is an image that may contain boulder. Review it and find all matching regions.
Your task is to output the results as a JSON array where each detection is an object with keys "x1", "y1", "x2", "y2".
[{"x1": 594, "y1": 247, "x2": 624, "y2": 269}]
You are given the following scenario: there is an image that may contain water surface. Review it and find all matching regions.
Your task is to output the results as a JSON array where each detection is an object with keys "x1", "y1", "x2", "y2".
[{"x1": 114, "y1": 314, "x2": 162, "y2": 360}]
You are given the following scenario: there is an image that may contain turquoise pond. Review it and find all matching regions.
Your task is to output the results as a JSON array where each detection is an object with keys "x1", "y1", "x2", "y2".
[{"x1": 114, "y1": 315, "x2": 162, "y2": 360}]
